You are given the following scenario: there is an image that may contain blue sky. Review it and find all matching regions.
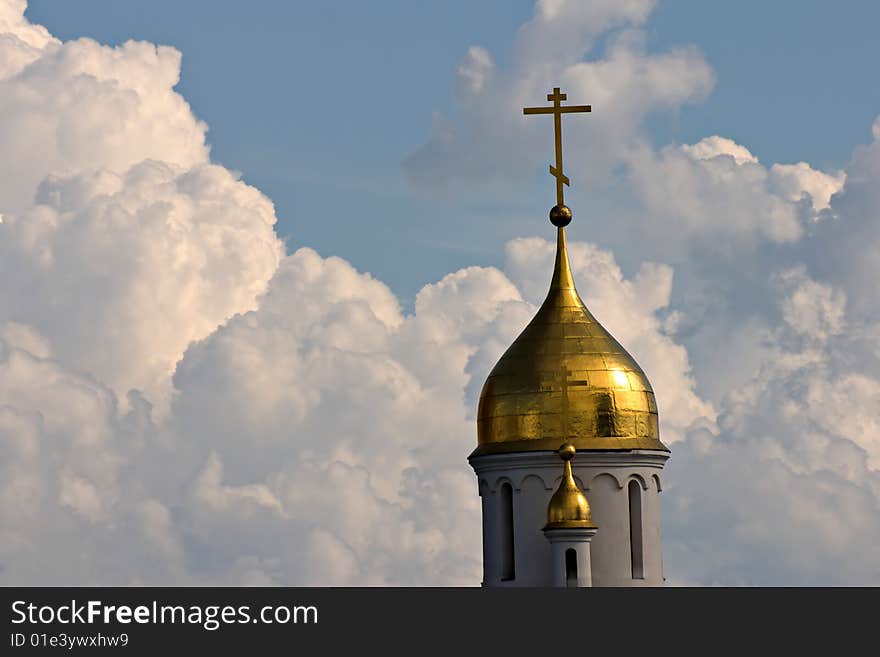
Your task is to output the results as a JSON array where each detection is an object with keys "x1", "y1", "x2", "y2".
[{"x1": 26, "y1": 1, "x2": 880, "y2": 303}]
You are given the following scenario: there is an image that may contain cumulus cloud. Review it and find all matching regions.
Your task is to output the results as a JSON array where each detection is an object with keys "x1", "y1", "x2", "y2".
[
  {"x1": 0, "y1": 33, "x2": 208, "y2": 216},
  {"x1": 1, "y1": 0, "x2": 879, "y2": 587},
  {"x1": 808, "y1": 121, "x2": 880, "y2": 323},
  {"x1": 455, "y1": 46, "x2": 494, "y2": 98},
  {"x1": 0, "y1": 5, "x2": 283, "y2": 413},
  {"x1": 665, "y1": 268, "x2": 880, "y2": 584},
  {"x1": 769, "y1": 162, "x2": 845, "y2": 212},
  {"x1": 681, "y1": 136, "x2": 758, "y2": 165},
  {"x1": 0, "y1": 0, "x2": 55, "y2": 77},
  {"x1": 403, "y1": 4, "x2": 714, "y2": 190},
  {"x1": 627, "y1": 139, "x2": 843, "y2": 247}
]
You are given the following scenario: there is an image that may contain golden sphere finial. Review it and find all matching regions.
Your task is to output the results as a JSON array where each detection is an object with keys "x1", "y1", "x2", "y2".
[
  {"x1": 558, "y1": 442, "x2": 576, "y2": 461},
  {"x1": 549, "y1": 204, "x2": 572, "y2": 227}
]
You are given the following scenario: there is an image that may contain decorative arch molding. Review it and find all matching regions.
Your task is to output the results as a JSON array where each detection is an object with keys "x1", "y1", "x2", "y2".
[
  {"x1": 587, "y1": 471, "x2": 624, "y2": 490},
  {"x1": 490, "y1": 475, "x2": 517, "y2": 494},
  {"x1": 488, "y1": 472, "x2": 553, "y2": 493},
  {"x1": 482, "y1": 466, "x2": 660, "y2": 493},
  {"x1": 627, "y1": 473, "x2": 649, "y2": 491},
  {"x1": 520, "y1": 473, "x2": 552, "y2": 492}
]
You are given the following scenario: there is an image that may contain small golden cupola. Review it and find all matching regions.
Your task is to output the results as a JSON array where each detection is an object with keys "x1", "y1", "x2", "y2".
[{"x1": 545, "y1": 443, "x2": 596, "y2": 529}]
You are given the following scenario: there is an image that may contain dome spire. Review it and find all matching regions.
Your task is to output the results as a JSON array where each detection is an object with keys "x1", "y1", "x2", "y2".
[
  {"x1": 472, "y1": 87, "x2": 666, "y2": 457},
  {"x1": 549, "y1": 224, "x2": 577, "y2": 296}
]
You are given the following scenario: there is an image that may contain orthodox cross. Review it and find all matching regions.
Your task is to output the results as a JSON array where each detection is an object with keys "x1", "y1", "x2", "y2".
[
  {"x1": 523, "y1": 87, "x2": 591, "y2": 207},
  {"x1": 557, "y1": 363, "x2": 590, "y2": 439}
]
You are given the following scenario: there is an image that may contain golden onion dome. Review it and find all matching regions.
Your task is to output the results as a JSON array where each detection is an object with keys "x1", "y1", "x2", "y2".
[
  {"x1": 473, "y1": 223, "x2": 667, "y2": 456},
  {"x1": 545, "y1": 443, "x2": 596, "y2": 529}
]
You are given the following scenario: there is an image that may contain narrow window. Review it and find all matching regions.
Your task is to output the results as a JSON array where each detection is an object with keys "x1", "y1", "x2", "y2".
[
  {"x1": 565, "y1": 548, "x2": 578, "y2": 587},
  {"x1": 628, "y1": 480, "x2": 644, "y2": 579},
  {"x1": 500, "y1": 483, "x2": 515, "y2": 581}
]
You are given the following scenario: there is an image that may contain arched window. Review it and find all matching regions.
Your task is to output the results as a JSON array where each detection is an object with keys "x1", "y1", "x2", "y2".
[
  {"x1": 565, "y1": 548, "x2": 578, "y2": 587},
  {"x1": 628, "y1": 480, "x2": 644, "y2": 579},
  {"x1": 500, "y1": 483, "x2": 515, "y2": 581}
]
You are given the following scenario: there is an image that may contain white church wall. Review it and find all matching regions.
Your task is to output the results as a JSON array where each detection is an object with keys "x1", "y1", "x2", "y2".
[{"x1": 471, "y1": 450, "x2": 668, "y2": 587}]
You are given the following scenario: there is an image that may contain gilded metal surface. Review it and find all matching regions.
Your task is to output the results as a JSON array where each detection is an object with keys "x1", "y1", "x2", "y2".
[
  {"x1": 549, "y1": 204, "x2": 572, "y2": 227},
  {"x1": 473, "y1": 226, "x2": 667, "y2": 456},
  {"x1": 545, "y1": 443, "x2": 597, "y2": 529},
  {"x1": 523, "y1": 87, "x2": 591, "y2": 207}
]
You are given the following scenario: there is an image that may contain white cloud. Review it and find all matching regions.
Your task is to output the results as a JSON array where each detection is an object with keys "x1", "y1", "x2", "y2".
[
  {"x1": 455, "y1": 46, "x2": 493, "y2": 98},
  {"x1": 769, "y1": 162, "x2": 845, "y2": 212},
  {"x1": 0, "y1": 6, "x2": 285, "y2": 414},
  {"x1": 665, "y1": 311, "x2": 880, "y2": 584},
  {"x1": 0, "y1": 31, "x2": 208, "y2": 216},
  {"x1": 807, "y1": 120, "x2": 880, "y2": 323},
  {"x1": 681, "y1": 136, "x2": 758, "y2": 165},
  {"x1": 629, "y1": 140, "x2": 806, "y2": 245},
  {"x1": 0, "y1": 0, "x2": 55, "y2": 77},
  {"x1": 404, "y1": 4, "x2": 713, "y2": 191},
  {"x1": 775, "y1": 267, "x2": 846, "y2": 342},
  {"x1": 0, "y1": 161, "x2": 283, "y2": 416},
  {"x1": 514, "y1": 0, "x2": 656, "y2": 67}
]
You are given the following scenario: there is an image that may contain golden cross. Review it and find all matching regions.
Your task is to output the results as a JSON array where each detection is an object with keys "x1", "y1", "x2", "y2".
[{"x1": 523, "y1": 87, "x2": 591, "y2": 207}]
